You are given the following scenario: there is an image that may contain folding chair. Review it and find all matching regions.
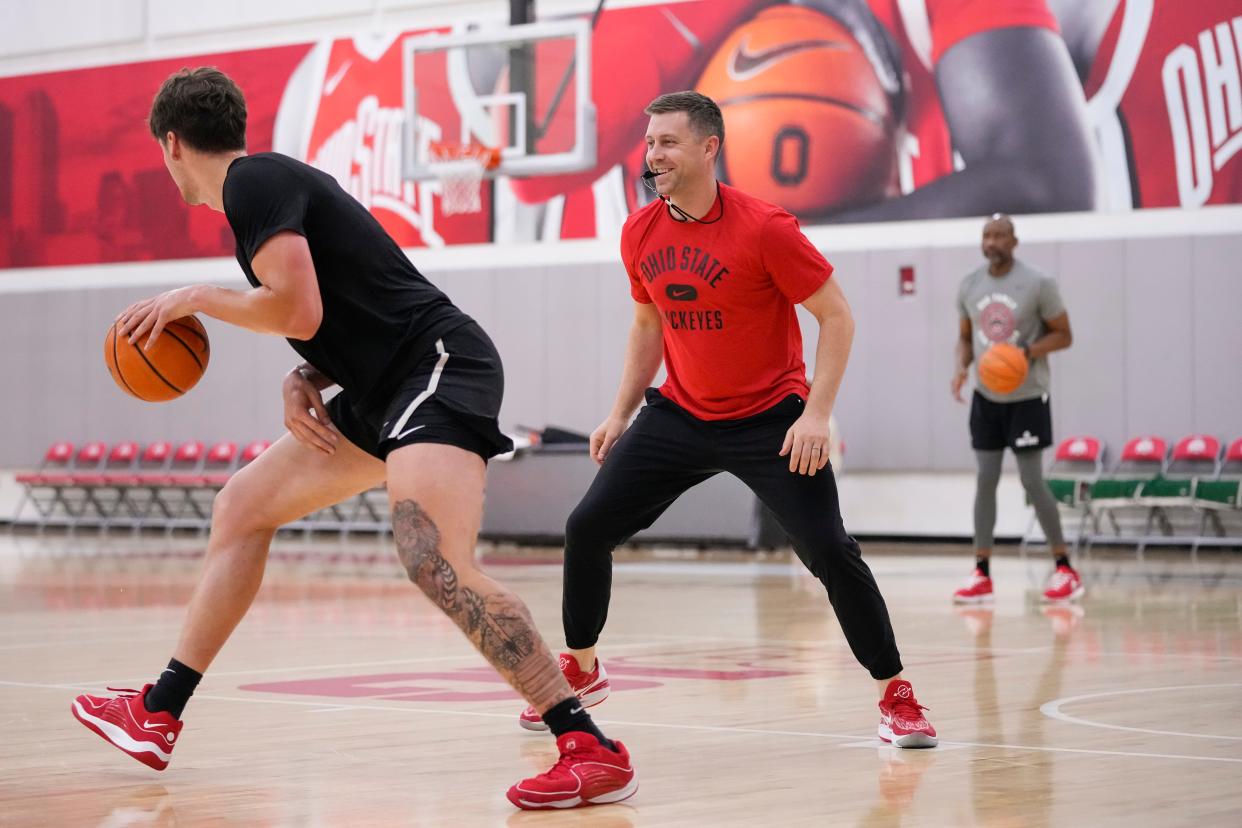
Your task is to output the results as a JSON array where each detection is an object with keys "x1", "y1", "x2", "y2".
[
  {"x1": 72, "y1": 441, "x2": 140, "y2": 530},
  {"x1": 107, "y1": 441, "x2": 172, "y2": 531},
  {"x1": 53, "y1": 442, "x2": 109, "y2": 531},
  {"x1": 174, "y1": 441, "x2": 239, "y2": 532},
  {"x1": 1193, "y1": 437, "x2": 1242, "y2": 552},
  {"x1": 12, "y1": 442, "x2": 75, "y2": 528},
  {"x1": 1021, "y1": 435, "x2": 1105, "y2": 556},
  {"x1": 1135, "y1": 434, "x2": 1222, "y2": 555},
  {"x1": 148, "y1": 441, "x2": 205, "y2": 530},
  {"x1": 1085, "y1": 435, "x2": 1167, "y2": 552}
]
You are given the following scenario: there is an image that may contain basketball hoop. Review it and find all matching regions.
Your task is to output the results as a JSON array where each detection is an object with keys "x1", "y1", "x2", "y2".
[{"x1": 427, "y1": 141, "x2": 502, "y2": 215}]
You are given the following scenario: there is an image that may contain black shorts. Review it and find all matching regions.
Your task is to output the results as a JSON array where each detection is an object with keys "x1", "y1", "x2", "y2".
[
  {"x1": 969, "y1": 391, "x2": 1053, "y2": 453},
  {"x1": 326, "y1": 321, "x2": 514, "y2": 462}
]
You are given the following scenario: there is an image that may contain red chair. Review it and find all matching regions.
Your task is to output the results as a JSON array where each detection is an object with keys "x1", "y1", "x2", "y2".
[
  {"x1": 1165, "y1": 434, "x2": 1223, "y2": 478},
  {"x1": 1022, "y1": 436, "x2": 1107, "y2": 556},
  {"x1": 1085, "y1": 436, "x2": 1169, "y2": 552},
  {"x1": 1137, "y1": 435, "x2": 1224, "y2": 553},
  {"x1": 149, "y1": 441, "x2": 205, "y2": 528},
  {"x1": 239, "y1": 440, "x2": 271, "y2": 467},
  {"x1": 12, "y1": 442, "x2": 75, "y2": 528},
  {"x1": 108, "y1": 441, "x2": 172, "y2": 531},
  {"x1": 1193, "y1": 437, "x2": 1242, "y2": 552},
  {"x1": 53, "y1": 442, "x2": 108, "y2": 528},
  {"x1": 74, "y1": 441, "x2": 141, "y2": 528},
  {"x1": 173, "y1": 441, "x2": 238, "y2": 532}
]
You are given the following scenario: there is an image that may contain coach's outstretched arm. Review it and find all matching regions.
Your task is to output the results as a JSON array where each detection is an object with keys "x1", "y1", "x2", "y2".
[
  {"x1": 780, "y1": 277, "x2": 853, "y2": 476},
  {"x1": 834, "y1": 26, "x2": 1097, "y2": 221},
  {"x1": 118, "y1": 230, "x2": 323, "y2": 348},
  {"x1": 591, "y1": 301, "x2": 664, "y2": 465}
]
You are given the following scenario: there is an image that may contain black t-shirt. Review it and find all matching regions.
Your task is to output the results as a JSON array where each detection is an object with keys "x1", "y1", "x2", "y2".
[{"x1": 223, "y1": 152, "x2": 468, "y2": 413}]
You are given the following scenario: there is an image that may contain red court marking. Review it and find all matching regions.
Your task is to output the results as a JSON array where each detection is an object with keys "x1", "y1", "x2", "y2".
[
  {"x1": 239, "y1": 655, "x2": 806, "y2": 703},
  {"x1": 240, "y1": 669, "x2": 664, "y2": 703}
]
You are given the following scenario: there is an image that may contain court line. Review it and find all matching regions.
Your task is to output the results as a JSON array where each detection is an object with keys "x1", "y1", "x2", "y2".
[
  {"x1": 1040, "y1": 684, "x2": 1242, "y2": 741},
  {"x1": 9, "y1": 678, "x2": 1239, "y2": 766},
  {"x1": 0, "y1": 634, "x2": 177, "y2": 652}
]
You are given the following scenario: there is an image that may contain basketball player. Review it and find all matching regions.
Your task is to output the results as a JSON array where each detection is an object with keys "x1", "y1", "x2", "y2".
[
  {"x1": 69, "y1": 68, "x2": 636, "y2": 811},
  {"x1": 517, "y1": 91, "x2": 938, "y2": 749},
  {"x1": 950, "y1": 214, "x2": 1078, "y2": 604}
]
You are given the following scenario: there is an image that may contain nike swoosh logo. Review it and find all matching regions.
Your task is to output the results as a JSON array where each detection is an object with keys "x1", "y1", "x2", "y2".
[
  {"x1": 395, "y1": 424, "x2": 426, "y2": 440},
  {"x1": 569, "y1": 706, "x2": 583, "y2": 716},
  {"x1": 666, "y1": 283, "x2": 698, "y2": 302},
  {"x1": 143, "y1": 719, "x2": 168, "y2": 730},
  {"x1": 728, "y1": 36, "x2": 844, "y2": 82},
  {"x1": 323, "y1": 59, "x2": 352, "y2": 96}
]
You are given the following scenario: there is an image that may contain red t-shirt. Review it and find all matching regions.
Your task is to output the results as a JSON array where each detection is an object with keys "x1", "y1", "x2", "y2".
[
  {"x1": 621, "y1": 183, "x2": 832, "y2": 420},
  {"x1": 1085, "y1": 0, "x2": 1242, "y2": 208}
]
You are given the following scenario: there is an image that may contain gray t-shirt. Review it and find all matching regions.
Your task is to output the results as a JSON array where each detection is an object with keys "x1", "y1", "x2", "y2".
[{"x1": 957, "y1": 258, "x2": 1065, "y2": 403}]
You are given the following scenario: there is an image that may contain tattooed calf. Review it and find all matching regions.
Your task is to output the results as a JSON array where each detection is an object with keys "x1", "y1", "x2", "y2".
[{"x1": 393, "y1": 499, "x2": 536, "y2": 669}]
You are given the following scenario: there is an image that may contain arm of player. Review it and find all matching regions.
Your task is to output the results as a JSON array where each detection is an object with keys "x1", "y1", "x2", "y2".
[
  {"x1": 952, "y1": 316, "x2": 973, "y2": 403},
  {"x1": 832, "y1": 26, "x2": 1096, "y2": 222},
  {"x1": 781, "y1": 277, "x2": 853, "y2": 476},
  {"x1": 118, "y1": 231, "x2": 323, "y2": 348},
  {"x1": 1026, "y1": 311, "x2": 1073, "y2": 359},
  {"x1": 592, "y1": 301, "x2": 664, "y2": 465}
]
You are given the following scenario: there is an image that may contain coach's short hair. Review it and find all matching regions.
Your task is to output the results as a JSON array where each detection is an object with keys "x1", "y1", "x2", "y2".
[
  {"x1": 645, "y1": 91, "x2": 724, "y2": 145},
  {"x1": 149, "y1": 67, "x2": 247, "y2": 152}
]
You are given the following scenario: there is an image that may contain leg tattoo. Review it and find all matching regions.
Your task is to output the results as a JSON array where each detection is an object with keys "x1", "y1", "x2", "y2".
[{"x1": 393, "y1": 500, "x2": 566, "y2": 707}]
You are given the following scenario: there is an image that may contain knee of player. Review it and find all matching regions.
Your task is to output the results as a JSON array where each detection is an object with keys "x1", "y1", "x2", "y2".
[
  {"x1": 210, "y1": 481, "x2": 278, "y2": 538},
  {"x1": 564, "y1": 504, "x2": 604, "y2": 548}
]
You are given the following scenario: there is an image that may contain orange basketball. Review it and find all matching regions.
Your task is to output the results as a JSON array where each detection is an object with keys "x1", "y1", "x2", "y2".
[
  {"x1": 104, "y1": 315, "x2": 210, "y2": 402},
  {"x1": 695, "y1": 5, "x2": 899, "y2": 214},
  {"x1": 977, "y1": 343, "x2": 1028, "y2": 395}
]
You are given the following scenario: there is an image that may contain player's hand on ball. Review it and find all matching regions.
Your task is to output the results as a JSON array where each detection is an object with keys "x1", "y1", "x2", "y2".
[
  {"x1": 118, "y1": 286, "x2": 201, "y2": 350},
  {"x1": 283, "y1": 368, "x2": 338, "y2": 454},
  {"x1": 780, "y1": 411, "x2": 832, "y2": 476},
  {"x1": 590, "y1": 415, "x2": 630, "y2": 465}
]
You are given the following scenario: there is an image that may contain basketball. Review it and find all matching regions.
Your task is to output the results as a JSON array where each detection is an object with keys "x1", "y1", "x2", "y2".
[
  {"x1": 104, "y1": 315, "x2": 210, "y2": 402},
  {"x1": 977, "y1": 342, "x2": 1028, "y2": 394},
  {"x1": 695, "y1": 5, "x2": 899, "y2": 214}
]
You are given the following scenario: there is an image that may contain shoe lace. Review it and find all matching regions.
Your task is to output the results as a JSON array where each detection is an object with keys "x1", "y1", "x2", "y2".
[
  {"x1": 891, "y1": 695, "x2": 929, "y2": 722},
  {"x1": 537, "y1": 745, "x2": 589, "y2": 781}
]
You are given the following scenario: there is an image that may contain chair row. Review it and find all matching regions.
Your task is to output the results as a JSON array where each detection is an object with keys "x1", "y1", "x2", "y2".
[
  {"x1": 13, "y1": 440, "x2": 271, "y2": 532},
  {"x1": 1025, "y1": 434, "x2": 1242, "y2": 555}
]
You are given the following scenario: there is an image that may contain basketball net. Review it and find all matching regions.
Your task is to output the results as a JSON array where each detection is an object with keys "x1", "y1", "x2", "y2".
[{"x1": 427, "y1": 142, "x2": 502, "y2": 215}]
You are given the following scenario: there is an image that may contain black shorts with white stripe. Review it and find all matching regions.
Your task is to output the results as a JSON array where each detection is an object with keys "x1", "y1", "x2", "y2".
[{"x1": 326, "y1": 321, "x2": 514, "y2": 462}]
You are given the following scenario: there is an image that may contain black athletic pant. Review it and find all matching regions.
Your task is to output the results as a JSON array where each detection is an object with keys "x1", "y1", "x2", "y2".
[{"x1": 563, "y1": 390, "x2": 904, "y2": 681}]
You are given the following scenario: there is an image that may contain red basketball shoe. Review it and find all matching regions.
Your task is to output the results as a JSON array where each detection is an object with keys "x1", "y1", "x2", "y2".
[
  {"x1": 71, "y1": 685, "x2": 182, "y2": 770},
  {"x1": 507, "y1": 732, "x2": 637, "y2": 810},
  {"x1": 1042, "y1": 564, "x2": 1085, "y2": 603},
  {"x1": 952, "y1": 568, "x2": 994, "y2": 604},
  {"x1": 519, "y1": 653, "x2": 611, "y2": 731},
  {"x1": 878, "y1": 680, "x2": 938, "y2": 749}
]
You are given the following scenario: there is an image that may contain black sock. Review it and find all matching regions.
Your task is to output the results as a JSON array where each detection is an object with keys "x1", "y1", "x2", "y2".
[
  {"x1": 541, "y1": 697, "x2": 617, "y2": 752},
  {"x1": 144, "y1": 658, "x2": 203, "y2": 719},
  {"x1": 1054, "y1": 555, "x2": 1071, "y2": 570},
  {"x1": 975, "y1": 557, "x2": 990, "y2": 577}
]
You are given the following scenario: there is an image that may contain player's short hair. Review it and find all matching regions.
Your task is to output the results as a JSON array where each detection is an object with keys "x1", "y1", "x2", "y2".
[
  {"x1": 645, "y1": 91, "x2": 724, "y2": 146},
  {"x1": 149, "y1": 67, "x2": 247, "y2": 152}
]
